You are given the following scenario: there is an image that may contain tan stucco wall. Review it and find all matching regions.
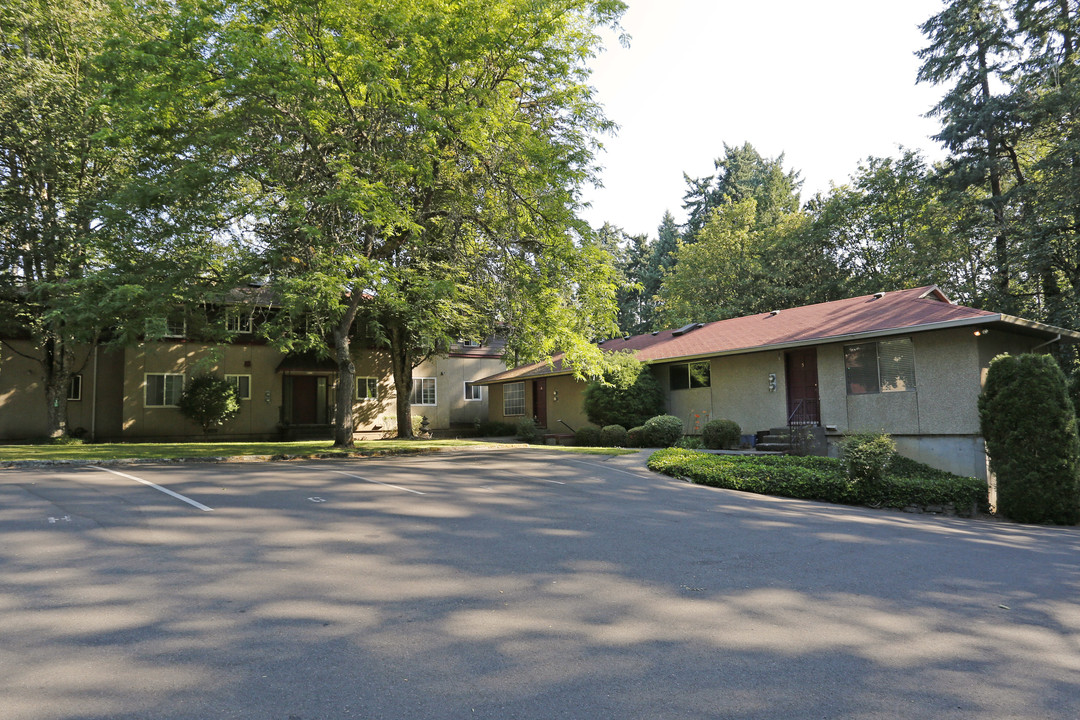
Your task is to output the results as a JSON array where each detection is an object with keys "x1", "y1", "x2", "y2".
[{"x1": 546, "y1": 375, "x2": 591, "y2": 430}]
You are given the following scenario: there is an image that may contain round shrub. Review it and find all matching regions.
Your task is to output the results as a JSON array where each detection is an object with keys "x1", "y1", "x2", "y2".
[
  {"x1": 702, "y1": 418, "x2": 741, "y2": 450},
  {"x1": 642, "y1": 414, "x2": 684, "y2": 448},
  {"x1": 600, "y1": 424, "x2": 628, "y2": 447},
  {"x1": 626, "y1": 426, "x2": 645, "y2": 448},
  {"x1": 583, "y1": 353, "x2": 665, "y2": 429},
  {"x1": 575, "y1": 426, "x2": 601, "y2": 446},
  {"x1": 841, "y1": 432, "x2": 896, "y2": 494},
  {"x1": 979, "y1": 353, "x2": 1080, "y2": 524}
]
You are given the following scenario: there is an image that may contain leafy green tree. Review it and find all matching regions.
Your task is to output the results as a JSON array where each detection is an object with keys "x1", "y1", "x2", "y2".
[
  {"x1": 644, "y1": 210, "x2": 679, "y2": 328},
  {"x1": 190, "y1": 0, "x2": 625, "y2": 443},
  {"x1": 0, "y1": 0, "x2": 234, "y2": 438},
  {"x1": 917, "y1": 0, "x2": 1023, "y2": 310},
  {"x1": 178, "y1": 375, "x2": 241, "y2": 435},
  {"x1": 657, "y1": 198, "x2": 815, "y2": 326},
  {"x1": 682, "y1": 142, "x2": 802, "y2": 240},
  {"x1": 582, "y1": 352, "x2": 664, "y2": 428}
]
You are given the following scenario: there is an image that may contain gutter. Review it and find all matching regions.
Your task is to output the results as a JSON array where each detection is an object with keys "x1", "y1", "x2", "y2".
[{"x1": 1031, "y1": 333, "x2": 1062, "y2": 352}]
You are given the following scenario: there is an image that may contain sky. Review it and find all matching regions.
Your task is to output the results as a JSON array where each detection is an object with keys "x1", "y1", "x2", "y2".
[{"x1": 578, "y1": 0, "x2": 951, "y2": 237}]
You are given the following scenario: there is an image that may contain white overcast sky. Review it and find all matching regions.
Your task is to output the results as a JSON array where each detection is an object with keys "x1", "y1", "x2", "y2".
[{"x1": 579, "y1": 0, "x2": 950, "y2": 237}]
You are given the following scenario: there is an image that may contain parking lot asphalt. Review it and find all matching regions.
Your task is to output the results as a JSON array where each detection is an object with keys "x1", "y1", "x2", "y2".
[{"x1": 1, "y1": 448, "x2": 1079, "y2": 720}]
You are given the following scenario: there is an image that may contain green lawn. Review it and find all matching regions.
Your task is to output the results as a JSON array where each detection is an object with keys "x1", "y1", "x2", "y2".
[{"x1": 0, "y1": 439, "x2": 636, "y2": 462}]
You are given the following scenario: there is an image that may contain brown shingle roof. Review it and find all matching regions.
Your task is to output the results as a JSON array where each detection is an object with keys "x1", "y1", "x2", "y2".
[{"x1": 476, "y1": 286, "x2": 1077, "y2": 384}]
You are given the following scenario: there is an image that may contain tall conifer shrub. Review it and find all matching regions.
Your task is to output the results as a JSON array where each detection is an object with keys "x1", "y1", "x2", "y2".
[{"x1": 979, "y1": 354, "x2": 1080, "y2": 524}]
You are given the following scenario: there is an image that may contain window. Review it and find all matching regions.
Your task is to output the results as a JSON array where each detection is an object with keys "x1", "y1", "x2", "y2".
[
  {"x1": 67, "y1": 374, "x2": 82, "y2": 401},
  {"x1": 145, "y1": 373, "x2": 184, "y2": 407},
  {"x1": 412, "y1": 377, "x2": 436, "y2": 405},
  {"x1": 225, "y1": 374, "x2": 251, "y2": 400},
  {"x1": 670, "y1": 361, "x2": 711, "y2": 390},
  {"x1": 146, "y1": 317, "x2": 186, "y2": 339},
  {"x1": 226, "y1": 312, "x2": 253, "y2": 334},
  {"x1": 464, "y1": 382, "x2": 483, "y2": 401},
  {"x1": 844, "y1": 338, "x2": 916, "y2": 395},
  {"x1": 459, "y1": 339, "x2": 481, "y2": 347},
  {"x1": 503, "y1": 381, "x2": 525, "y2": 416},
  {"x1": 356, "y1": 377, "x2": 378, "y2": 401}
]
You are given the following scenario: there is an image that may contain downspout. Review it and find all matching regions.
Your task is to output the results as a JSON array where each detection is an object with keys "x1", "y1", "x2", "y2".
[
  {"x1": 91, "y1": 345, "x2": 98, "y2": 442},
  {"x1": 1031, "y1": 334, "x2": 1062, "y2": 352}
]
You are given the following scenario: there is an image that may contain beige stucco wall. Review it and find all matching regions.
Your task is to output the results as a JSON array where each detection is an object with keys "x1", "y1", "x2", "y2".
[
  {"x1": 0, "y1": 341, "x2": 103, "y2": 440},
  {"x1": 411, "y1": 354, "x2": 505, "y2": 430}
]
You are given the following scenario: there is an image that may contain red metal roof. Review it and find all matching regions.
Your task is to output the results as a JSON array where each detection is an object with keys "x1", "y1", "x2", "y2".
[{"x1": 476, "y1": 286, "x2": 1069, "y2": 384}]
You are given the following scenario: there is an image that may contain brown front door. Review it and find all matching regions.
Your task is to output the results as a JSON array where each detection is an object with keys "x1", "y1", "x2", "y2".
[
  {"x1": 532, "y1": 379, "x2": 548, "y2": 428},
  {"x1": 785, "y1": 348, "x2": 820, "y2": 424},
  {"x1": 292, "y1": 376, "x2": 319, "y2": 424}
]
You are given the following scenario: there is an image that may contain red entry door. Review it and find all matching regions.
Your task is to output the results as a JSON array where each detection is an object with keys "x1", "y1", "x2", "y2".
[
  {"x1": 785, "y1": 349, "x2": 820, "y2": 424},
  {"x1": 292, "y1": 376, "x2": 319, "y2": 424},
  {"x1": 532, "y1": 379, "x2": 548, "y2": 428}
]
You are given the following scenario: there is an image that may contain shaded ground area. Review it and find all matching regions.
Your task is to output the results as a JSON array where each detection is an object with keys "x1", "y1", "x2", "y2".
[{"x1": 1, "y1": 449, "x2": 1078, "y2": 719}]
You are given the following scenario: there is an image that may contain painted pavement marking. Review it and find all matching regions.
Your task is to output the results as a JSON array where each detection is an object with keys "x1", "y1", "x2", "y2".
[{"x1": 88, "y1": 466, "x2": 214, "y2": 512}]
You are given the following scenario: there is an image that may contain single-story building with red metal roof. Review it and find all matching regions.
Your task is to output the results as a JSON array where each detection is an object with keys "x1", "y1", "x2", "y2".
[{"x1": 475, "y1": 286, "x2": 1080, "y2": 480}]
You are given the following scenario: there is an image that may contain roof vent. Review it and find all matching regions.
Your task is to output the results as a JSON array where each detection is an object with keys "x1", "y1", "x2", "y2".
[
  {"x1": 769, "y1": 310, "x2": 780, "y2": 316},
  {"x1": 672, "y1": 322, "x2": 704, "y2": 337},
  {"x1": 874, "y1": 291, "x2": 886, "y2": 299},
  {"x1": 651, "y1": 331, "x2": 660, "y2": 336}
]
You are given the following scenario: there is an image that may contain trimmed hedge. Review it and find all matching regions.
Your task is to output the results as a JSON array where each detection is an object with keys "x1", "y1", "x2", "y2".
[
  {"x1": 702, "y1": 418, "x2": 741, "y2": 450},
  {"x1": 575, "y1": 426, "x2": 601, "y2": 446},
  {"x1": 642, "y1": 415, "x2": 684, "y2": 447},
  {"x1": 626, "y1": 426, "x2": 645, "y2": 448},
  {"x1": 600, "y1": 424, "x2": 628, "y2": 447},
  {"x1": 647, "y1": 448, "x2": 988, "y2": 515}
]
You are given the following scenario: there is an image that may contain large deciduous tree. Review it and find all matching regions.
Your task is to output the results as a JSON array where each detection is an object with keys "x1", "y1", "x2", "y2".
[
  {"x1": 0, "y1": 0, "x2": 232, "y2": 438},
  {"x1": 194, "y1": 0, "x2": 624, "y2": 444}
]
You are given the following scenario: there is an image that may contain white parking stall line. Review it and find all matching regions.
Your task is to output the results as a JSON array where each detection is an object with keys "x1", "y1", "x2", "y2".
[
  {"x1": 296, "y1": 466, "x2": 426, "y2": 495},
  {"x1": 88, "y1": 466, "x2": 214, "y2": 512}
]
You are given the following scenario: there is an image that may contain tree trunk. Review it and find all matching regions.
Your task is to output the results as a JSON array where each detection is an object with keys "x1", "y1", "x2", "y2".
[
  {"x1": 388, "y1": 320, "x2": 414, "y2": 439},
  {"x1": 332, "y1": 291, "x2": 365, "y2": 447},
  {"x1": 41, "y1": 334, "x2": 73, "y2": 439},
  {"x1": 332, "y1": 328, "x2": 356, "y2": 447}
]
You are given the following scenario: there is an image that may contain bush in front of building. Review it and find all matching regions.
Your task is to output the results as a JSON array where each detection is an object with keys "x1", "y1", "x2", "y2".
[
  {"x1": 642, "y1": 414, "x2": 684, "y2": 448},
  {"x1": 626, "y1": 426, "x2": 646, "y2": 448},
  {"x1": 575, "y1": 426, "x2": 601, "y2": 446},
  {"x1": 178, "y1": 375, "x2": 240, "y2": 436},
  {"x1": 702, "y1": 418, "x2": 741, "y2": 450},
  {"x1": 599, "y1": 424, "x2": 627, "y2": 447},
  {"x1": 583, "y1": 352, "x2": 665, "y2": 429},
  {"x1": 515, "y1": 417, "x2": 539, "y2": 443},
  {"x1": 841, "y1": 431, "x2": 896, "y2": 494},
  {"x1": 979, "y1": 353, "x2": 1080, "y2": 525}
]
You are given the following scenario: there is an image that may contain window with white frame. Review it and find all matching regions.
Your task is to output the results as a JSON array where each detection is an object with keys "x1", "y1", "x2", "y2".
[
  {"x1": 464, "y1": 382, "x2": 483, "y2": 401},
  {"x1": 226, "y1": 312, "x2": 253, "y2": 334},
  {"x1": 67, "y1": 374, "x2": 82, "y2": 401},
  {"x1": 145, "y1": 373, "x2": 184, "y2": 407},
  {"x1": 225, "y1": 374, "x2": 251, "y2": 400},
  {"x1": 356, "y1": 377, "x2": 378, "y2": 401},
  {"x1": 844, "y1": 338, "x2": 916, "y2": 395},
  {"x1": 411, "y1": 377, "x2": 436, "y2": 405},
  {"x1": 503, "y1": 381, "x2": 525, "y2": 416},
  {"x1": 459, "y1": 339, "x2": 481, "y2": 347}
]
